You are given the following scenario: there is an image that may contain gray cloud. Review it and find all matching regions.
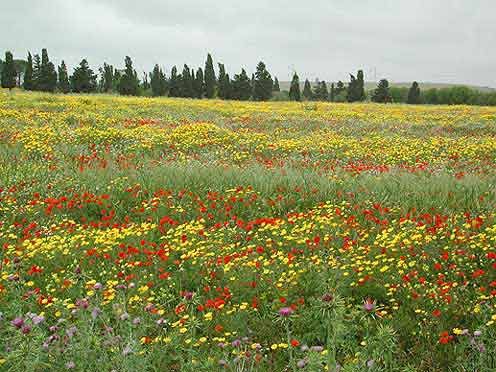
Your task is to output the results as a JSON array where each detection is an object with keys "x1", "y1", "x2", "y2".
[{"x1": 1, "y1": 0, "x2": 495, "y2": 86}]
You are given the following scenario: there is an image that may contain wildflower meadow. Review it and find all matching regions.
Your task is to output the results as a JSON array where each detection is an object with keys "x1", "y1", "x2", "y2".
[{"x1": 1, "y1": 90, "x2": 496, "y2": 371}]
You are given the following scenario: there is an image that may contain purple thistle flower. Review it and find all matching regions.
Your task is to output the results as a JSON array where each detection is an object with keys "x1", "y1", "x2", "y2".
[
  {"x1": 231, "y1": 339, "x2": 242, "y2": 348},
  {"x1": 474, "y1": 330, "x2": 482, "y2": 337},
  {"x1": 7, "y1": 274, "x2": 19, "y2": 281},
  {"x1": 91, "y1": 307, "x2": 101, "y2": 319},
  {"x1": 363, "y1": 298, "x2": 376, "y2": 312},
  {"x1": 132, "y1": 317, "x2": 141, "y2": 325},
  {"x1": 21, "y1": 325, "x2": 32, "y2": 334},
  {"x1": 120, "y1": 312, "x2": 130, "y2": 321},
  {"x1": 183, "y1": 291, "x2": 194, "y2": 300},
  {"x1": 310, "y1": 346, "x2": 324, "y2": 352},
  {"x1": 122, "y1": 344, "x2": 132, "y2": 356},
  {"x1": 11, "y1": 317, "x2": 24, "y2": 329},
  {"x1": 278, "y1": 307, "x2": 294, "y2": 317},
  {"x1": 76, "y1": 298, "x2": 89, "y2": 309},
  {"x1": 32, "y1": 315, "x2": 45, "y2": 325},
  {"x1": 297, "y1": 359, "x2": 307, "y2": 368},
  {"x1": 93, "y1": 282, "x2": 103, "y2": 290},
  {"x1": 66, "y1": 326, "x2": 77, "y2": 338},
  {"x1": 66, "y1": 361, "x2": 75, "y2": 369},
  {"x1": 321, "y1": 293, "x2": 334, "y2": 302}
]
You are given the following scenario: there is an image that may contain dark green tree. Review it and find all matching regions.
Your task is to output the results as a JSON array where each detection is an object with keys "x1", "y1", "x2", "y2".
[
  {"x1": 217, "y1": 63, "x2": 233, "y2": 100},
  {"x1": 58, "y1": 61, "x2": 70, "y2": 93},
  {"x1": 303, "y1": 79, "x2": 313, "y2": 100},
  {"x1": 231, "y1": 68, "x2": 251, "y2": 100},
  {"x1": 180, "y1": 64, "x2": 194, "y2": 98},
  {"x1": 329, "y1": 83, "x2": 335, "y2": 102},
  {"x1": 423, "y1": 88, "x2": 438, "y2": 104},
  {"x1": 273, "y1": 77, "x2": 280, "y2": 92},
  {"x1": 101, "y1": 63, "x2": 114, "y2": 93},
  {"x1": 251, "y1": 73, "x2": 255, "y2": 97},
  {"x1": 253, "y1": 61, "x2": 273, "y2": 101},
  {"x1": 70, "y1": 59, "x2": 97, "y2": 93},
  {"x1": 407, "y1": 81, "x2": 421, "y2": 104},
  {"x1": 204, "y1": 53, "x2": 216, "y2": 98},
  {"x1": 347, "y1": 74, "x2": 357, "y2": 102},
  {"x1": 289, "y1": 73, "x2": 301, "y2": 101},
  {"x1": 1, "y1": 51, "x2": 16, "y2": 90},
  {"x1": 32, "y1": 54, "x2": 41, "y2": 90},
  {"x1": 37, "y1": 49, "x2": 57, "y2": 92},
  {"x1": 168, "y1": 66, "x2": 181, "y2": 97},
  {"x1": 372, "y1": 79, "x2": 392, "y2": 103},
  {"x1": 313, "y1": 80, "x2": 328, "y2": 101},
  {"x1": 356, "y1": 70, "x2": 365, "y2": 101},
  {"x1": 194, "y1": 68, "x2": 204, "y2": 98},
  {"x1": 142, "y1": 72, "x2": 150, "y2": 91},
  {"x1": 347, "y1": 70, "x2": 365, "y2": 102},
  {"x1": 23, "y1": 52, "x2": 34, "y2": 90},
  {"x1": 118, "y1": 56, "x2": 139, "y2": 96},
  {"x1": 113, "y1": 69, "x2": 121, "y2": 91},
  {"x1": 150, "y1": 64, "x2": 167, "y2": 97}
]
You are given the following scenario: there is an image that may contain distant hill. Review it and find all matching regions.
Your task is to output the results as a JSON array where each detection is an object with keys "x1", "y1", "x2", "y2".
[{"x1": 279, "y1": 81, "x2": 495, "y2": 93}]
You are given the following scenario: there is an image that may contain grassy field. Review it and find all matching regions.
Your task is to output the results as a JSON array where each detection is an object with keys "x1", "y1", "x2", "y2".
[{"x1": 1, "y1": 90, "x2": 496, "y2": 371}]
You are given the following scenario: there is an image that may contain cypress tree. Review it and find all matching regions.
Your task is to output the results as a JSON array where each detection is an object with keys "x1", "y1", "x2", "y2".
[
  {"x1": 372, "y1": 79, "x2": 392, "y2": 103},
  {"x1": 303, "y1": 79, "x2": 313, "y2": 100},
  {"x1": 118, "y1": 56, "x2": 139, "y2": 96},
  {"x1": 347, "y1": 70, "x2": 366, "y2": 102},
  {"x1": 180, "y1": 64, "x2": 194, "y2": 98},
  {"x1": 407, "y1": 81, "x2": 421, "y2": 104},
  {"x1": 313, "y1": 80, "x2": 328, "y2": 101},
  {"x1": 32, "y1": 54, "x2": 41, "y2": 90},
  {"x1": 168, "y1": 66, "x2": 180, "y2": 97},
  {"x1": 347, "y1": 74, "x2": 357, "y2": 102},
  {"x1": 204, "y1": 53, "x2": 216, "y2": 98},
  {"x1": 253, "y1": 61, "x2": 273, "y2": 101},
  {"x1": 112, "y1": 70, "x2": 121, "y2": 91},
  {"x1": 194, "y1": 68, "x2": 204, "y2": 98},
  {"x1": 98, "y1": 67, "x2": 105, "y2": 92},
  {"x1": 70, "y1": 59, "x2": 97, "y2": 93},
  {"x1": 231, "y1": 68, "x2": 251, "y2": 100},
  {"x1": 102, "y1": 63, "x2": 114, "y2": 93},
  {"x1": 23, "y1": 52, "x2": 34, "y2": 90},
  {"x1": 273, "y1": 77, "x2": 280, "y2": 92},
  {"x1": 251, "y1": 73, "x2": 255, "y2": 97},
  {"x1": 357, "y1": 70, "x2": 365, "y2": 101},
  {"x1": 38, "y1": 49, "x2": 57, "y2": 92},
  {"x1": 142, "y1": 72, "x2": 150, "y2": 91},
  {"x1": 335, "y1": 81, "x2": 345, "y2": 96},
  {"x1": 289, "y1": 73, "x2": 301, "y2": 101},
  {"x1": 150, "y1": 64, "x2": 167, "y2": 97},
  {"x1": 58, "y1": 61, "x2": 70, "y2": 93},
  {"x1": 217, "y1": 63, "x2": 232, "y2": 100},
  {"x1": 1, "y1": 51, "x2": 16, "y2": 90},
  {"x1": 329, "y1": 83, "x2": 335, "y2": 102}
]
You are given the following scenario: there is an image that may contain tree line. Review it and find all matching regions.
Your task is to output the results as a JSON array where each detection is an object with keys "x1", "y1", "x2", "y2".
[{"x1": 1, "y1": 49, "x2": 495, "y2": 106}]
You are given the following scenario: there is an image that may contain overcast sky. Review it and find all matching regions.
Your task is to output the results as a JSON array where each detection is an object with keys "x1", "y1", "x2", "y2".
[{"x1": 2, "y1": 0, "x2": 495, "y2": 87}]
